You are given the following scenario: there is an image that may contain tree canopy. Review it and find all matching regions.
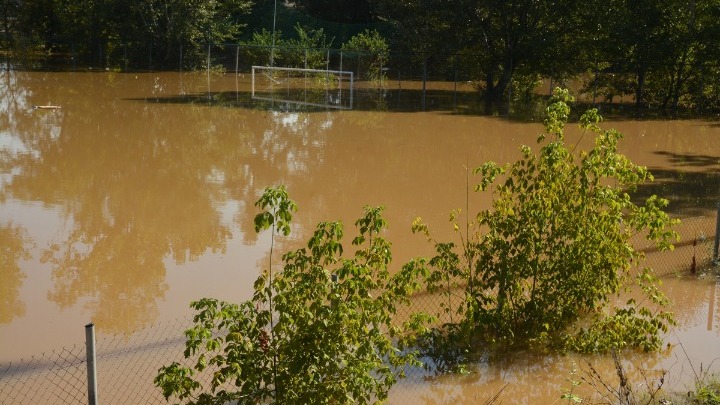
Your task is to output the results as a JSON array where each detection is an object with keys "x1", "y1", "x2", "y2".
[{"x1": 4, "y1": 0, "x2": 720, "y2": 110}]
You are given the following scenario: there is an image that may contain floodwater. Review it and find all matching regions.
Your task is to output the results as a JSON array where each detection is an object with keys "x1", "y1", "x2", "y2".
[{"x1": 0, "y1": 70, "x2": 719, "y2": 403}]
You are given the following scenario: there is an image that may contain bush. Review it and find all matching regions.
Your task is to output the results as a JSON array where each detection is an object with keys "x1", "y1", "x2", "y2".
[
  {"x1": 341, "y1": 29, "x2": 390, "y2": 83},
  {"x1": 413, "y1": 88, "x2": 677, "y2": 358},
  {"x1": 155, "y1": 186, "x2": 428, "y2": 404}
]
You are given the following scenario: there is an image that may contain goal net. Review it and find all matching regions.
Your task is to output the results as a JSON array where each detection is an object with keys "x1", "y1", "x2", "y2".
[{"x1": 251, "y1": 66, "x2": 354, "y2": 110}]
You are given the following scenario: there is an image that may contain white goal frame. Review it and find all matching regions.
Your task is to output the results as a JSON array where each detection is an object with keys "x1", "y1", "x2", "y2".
[{"x1": 251, "y1": 65, "x2": 354, "y2": 110}]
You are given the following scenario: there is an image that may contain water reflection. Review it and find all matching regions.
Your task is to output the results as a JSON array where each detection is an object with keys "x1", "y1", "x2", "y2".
[
  {"x1": 0, "y1": 72, "x2": 341, "y2": 336},
  {"x1": 1, "y1": 73, "x2": 236, "y2": 333},
  {"x1": 0, "y1": 72, "x2": 719, "y2": 399},
  {"x1": 0, "y1": 223, "x2": 30, "y2": 324},
  {"x1": 391, "y1": 349, "x2": 672, "y2": 404}
]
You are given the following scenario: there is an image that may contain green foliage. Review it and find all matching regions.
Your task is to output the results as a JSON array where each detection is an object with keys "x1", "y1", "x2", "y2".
[
  {"x1": 284, "y1": 23, "x2": 334, "y2": 69},
  {"x1": 692, "y1": 376, "x2": 720, "y2": 404},
  {"x1": 253, "y1": 184, "x2": 296, "y2": 237},
  {"x1": 132, "y1": 0, "x2": 253, "y2": 68},
  {"x1": 8, "y1": 0, "x2": 720, "y2": 110},
  {"x1": 155, "y1": 188, "x2": 429, "y2": 404},
  {"x1": 244, "y1": 23, "x2": 332, "y2": 69},
  {"x1": 292, "y1": 0, "x2": 377, "y2": 24},
  {"x1": 560, "y1": 363, "x2": 583, "y2": 403},
  {"x1": 241, "y1": 28, "x2": 280, "y2": 66},
  {"x1": 413, "y1": 88, "x2": 677, "y2": 357},
  {"x1": 341, "y1": 29, "x2": 390, "y2": 83},
  {"x1": 5, "y1": 0, "x2": 253, "y2": 69}
]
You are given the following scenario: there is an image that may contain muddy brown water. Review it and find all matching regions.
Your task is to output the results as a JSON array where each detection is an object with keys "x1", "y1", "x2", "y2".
[{"x1": 0, "y1": 71, "x2": 719, "y2": 403}]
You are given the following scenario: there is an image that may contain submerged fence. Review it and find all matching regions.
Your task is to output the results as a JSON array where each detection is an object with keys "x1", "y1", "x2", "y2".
[
  {"x1": 1, "y1": 207, "x2": 719, "y2": 404},
  {"x1": 4, "y1": 42, "x2": 417, "y2": 82},
  {"x1": 6, "y1": 41, "x2": 720, "y2": 112},
  {"x1": 0, "y1": 318, "x2": 197, "y2": 405}
]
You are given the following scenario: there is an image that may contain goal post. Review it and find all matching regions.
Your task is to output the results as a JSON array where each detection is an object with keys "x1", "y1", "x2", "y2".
[{"x1": 251, "y1": 65, "x2": 354, "y2": 110}]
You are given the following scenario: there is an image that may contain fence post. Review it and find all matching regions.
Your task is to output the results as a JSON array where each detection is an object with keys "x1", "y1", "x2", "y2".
[
  {"x1": 713, "y1": 201, "x2": 720, "y2": 264},
  {"x1": 85, "y1": 323, "x2": 98, "y2": 405},
  {"x1": 235, "y1": 44, "x2": 240, "y2": 76}
]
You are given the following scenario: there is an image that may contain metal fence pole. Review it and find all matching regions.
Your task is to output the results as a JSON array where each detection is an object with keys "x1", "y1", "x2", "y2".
[
  {"x1": 713, "y1": 202, "x2": 720, "y2": 264},
  {"x1": 235, "y1": 44, "x2": 240, "y2": 76},
  {"x1": 85, "y1": 323, "x2": 98, "y2": 405}
]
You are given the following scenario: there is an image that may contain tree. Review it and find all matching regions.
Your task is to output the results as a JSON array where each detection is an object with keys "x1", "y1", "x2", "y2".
[
  {"x1": 375, "y1": 0, "x2": 458, "y2": 77},
  {"x1": 584, "y1": 0, "x2": 700, "y2": 111},
  {"x1": 380, "y1": 0, "x2": 585, "y2": 102},
  {"x1": 8, "y1": 0, "x2": 253, "y2": 68},
  {"x1": 341, "y1": 29, "x2": 389, "y2": 83},
  {"x1": 465, "y1": 0, "x2": 585, "y2": 101},
  {"x1": 412, "y1": 89, "x2": 677, "y2": 359},
  {"x1": 283, "y1": 23, "x2": 334, "y2": 68},
  {"x1": 130, "y1": 0, "x2": 253, "y2": 68},
  {"x1": 291, "y1": 0, "x2": 378, "y2": 23},
  {"x1": 155, "y1": 186, "x2": 428, "y2": 404},
  {"x1": 0, "y1": 0, "x2": 19, "y2": 50}
]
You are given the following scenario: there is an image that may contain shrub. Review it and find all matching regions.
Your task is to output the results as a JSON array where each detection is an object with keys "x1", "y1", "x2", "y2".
[
  {"x1": 155, "y1": 186, "x2": 428, "y2": 404},
  {"x1": 341, "y1": 29, "x2": 390, "y2": 84},
  {"x1": 413, "y1": 88, "x2": 677, "y2": 358}
]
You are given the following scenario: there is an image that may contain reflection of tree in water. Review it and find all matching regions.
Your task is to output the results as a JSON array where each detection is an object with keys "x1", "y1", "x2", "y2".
[
  {"x1": 228, "y1": 109, "x2": 334, "y2": 245},
  {"x1": 0, "y1": 72, "x2": 342, "y2": 334},
  {"x1": 0, "y1": 69, "x2": 32, "y2": 131},
  {"x1": 0, "y1": 223, "x2": 30, "y2": 324},
  {"x1": 3, "y1": 77, "x2": 251, "y2": 333},
  {"x1": 661, "y1": 275, "x2": 719, "y2": 329},
  {"x1": 410, "y1": 349, "x2": 669, "y2": 404}
]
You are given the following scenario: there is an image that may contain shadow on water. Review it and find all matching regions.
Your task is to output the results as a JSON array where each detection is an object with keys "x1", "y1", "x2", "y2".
[
  {"x1": 632, "y1": 151, "x2": 720, "y2": 217},
  {"x1": 128, "y1": 87, "x2": 720, "y2": 124},
  {"x1": 125, "y1": 88, "x2": 546, "y2": 119},
  {"x1": 128, "y1": 85, "x2": 720, "y2": 218}
]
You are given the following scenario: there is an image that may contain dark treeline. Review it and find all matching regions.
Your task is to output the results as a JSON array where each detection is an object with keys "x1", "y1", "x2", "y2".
[
  {"x1": 1, "y1": 0, "x2": 254, "y2": 68},
  {"x1": 3, "y1": 0, "x2": 720, "y2": 112}
]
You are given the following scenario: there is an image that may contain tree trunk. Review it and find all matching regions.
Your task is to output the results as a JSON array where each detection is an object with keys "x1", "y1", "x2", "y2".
[
  {"x1": 635, "y1": 69, "x2": 645, "y2": 111},
  {"x1": 485, "y1": 70, "x2": 496, "y2": 105},
  {"x1": 495, "y1": 64, "x2": 514, "y2": 102}
]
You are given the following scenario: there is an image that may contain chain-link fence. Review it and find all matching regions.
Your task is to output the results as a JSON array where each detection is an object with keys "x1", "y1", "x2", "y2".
[
  {"x1": 0, "y1": 344, "x2": 87, "y2": 404},
  {"x1": 0, "y1": 317, "x2": 199, "y2": 405},
  {"x1": 9, "y1": 41, "x2": 720, "y2": 116},
  {"x1": 8, "y1": 40, "x2": 718, "y2": 116},
  {"x1": 649, "y1": 213, "x2": 719, "y2": 277},
  {"x1": 1, "y1": 208, "x2": 718, "y2": 404}
]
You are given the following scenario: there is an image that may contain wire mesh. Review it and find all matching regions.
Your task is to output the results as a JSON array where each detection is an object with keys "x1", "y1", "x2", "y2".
[
  {"x1": 93, "y1": 317, "x2": 198, "y2": 405},
  {"x1": 1, "y1": 209, "x2": 718, "y2": 404},
  {"x1": 0, "y1": 344, "x2": 87, "y2": 405}
]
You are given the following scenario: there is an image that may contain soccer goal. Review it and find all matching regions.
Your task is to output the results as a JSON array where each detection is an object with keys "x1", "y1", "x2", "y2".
[{"x1": 251, "y1": 66, "x2": 354, "y2": 110}]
